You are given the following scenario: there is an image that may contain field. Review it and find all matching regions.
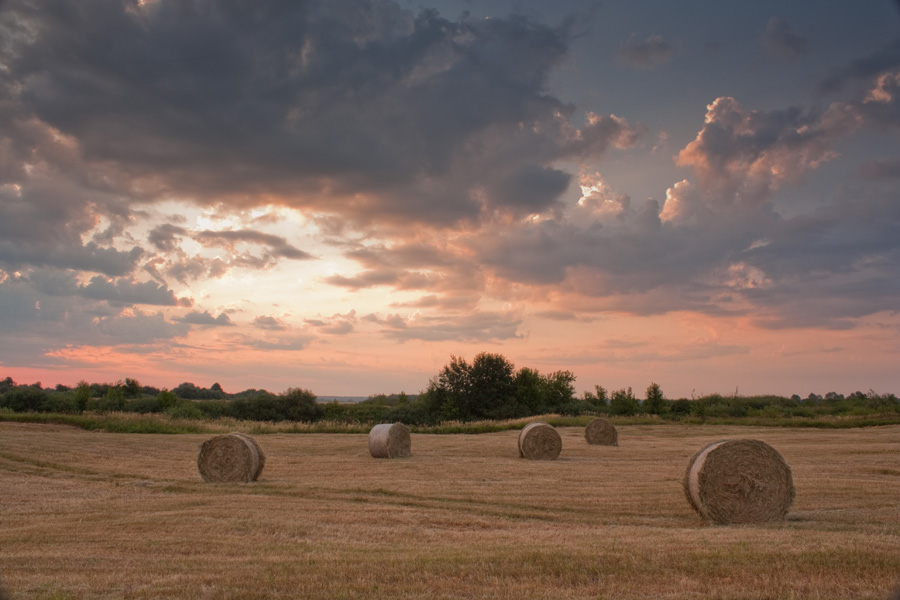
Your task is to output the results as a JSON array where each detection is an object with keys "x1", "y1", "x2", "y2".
[{"x1": 1, "y1": 422, "x2": 899, "y2": 599}]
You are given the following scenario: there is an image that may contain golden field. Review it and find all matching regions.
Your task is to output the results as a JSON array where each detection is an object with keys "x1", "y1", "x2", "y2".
[{"x1": 1, "y1": 422, "x2": 898, "y2": 599}]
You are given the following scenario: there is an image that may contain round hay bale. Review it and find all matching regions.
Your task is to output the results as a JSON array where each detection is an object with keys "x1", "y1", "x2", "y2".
[
  {"x1": 197, "y1": 433, "x2": 265, "y2": 482},
  {"x1": 368, "y1": 423, "x2": 411, "y2": 458},
  {"x1": 683, "y1": 439, "x2": 794, "y2": 524},
  {"x1": 518, "y1": 422, "x2": 562, "y2": 460},
  {"x1": 584, "y1": 417, "x2": 618, "y2": 446}
]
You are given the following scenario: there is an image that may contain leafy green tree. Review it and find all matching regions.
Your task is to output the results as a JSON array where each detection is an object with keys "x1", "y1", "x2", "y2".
[
  {"x1": 157, "y1": 388, "x2": 177, "y2": 410},
  {"x1": 123, "y1": 378, "x2": 142, "y2": 398},
  {"x1": 276, "y1": 388, "x2": 322, "y2": 422},
  {"x1": 425, "y1": 353, "x2": 518, "y2": 421},
  {"x1": 609, "y1": 387, "x2": 639, "y2": 416},
  {"x1": 95, "y1": 385, "x2": 126, "y2": 412},
  {"x1": 540, "y1": 370, "x2": 576, "y2": 412},
  {"x1": 74, "y1": 380, "x2": 91, "y2": 412},
  {"x1": 513, "y1": 367, "x2": 545, "y2": 415},
  {"x1": 0, "y1": 376, "x2": 14, "y2": 394},
  {"x1": 1, "y1": 385, "x2": 49, "y2": 412},
  {"x1": 644, "y1": 382, "x2": 666, "y2": 415}
]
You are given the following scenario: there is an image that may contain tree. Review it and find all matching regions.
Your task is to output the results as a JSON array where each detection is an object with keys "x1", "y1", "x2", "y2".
[
  {"x1": 277, "y1": 388, "x2": 322, "y2": 422},
  {"x1": 609, "y1": 387, "x2": 639, "y2": 416},
  {"x1": 0, "y1": 385, "x2": 48, "y2": 412},
  {"x1": 540, "y1": 370, "x2": 576, "y2": 412},
  {"x1": 74, "y1": 381, "x2": 91, "y2": 412},
  {"x1": 644, "y1": 382, "x2": 666, "y2": 415},
  {"x1": 123, "y1": 378, "x2": 142, "y2": 398},
  {"x1": 157, "y1": 388, "x2": 177, "y2": 410},
  {"x1": 424, "y1": 353, "x2": 517, "y2": 421}
]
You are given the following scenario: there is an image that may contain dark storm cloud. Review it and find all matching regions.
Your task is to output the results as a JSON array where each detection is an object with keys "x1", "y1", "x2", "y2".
[
  {"x1": 0, "y1": 179, "x2": 143, "y2": 277},
  {"x1": 1, "y1": 0, "x2": 639, "y2": 226},
  {"x1": 760, "y1": 17, "x2": 808, "y2": 60},
  {"x1": 818, "y1": 38, "x2": 900, "y2": 93},
  {"x1": 615, "y1": 34, "x2": 678, "y2": 69}
]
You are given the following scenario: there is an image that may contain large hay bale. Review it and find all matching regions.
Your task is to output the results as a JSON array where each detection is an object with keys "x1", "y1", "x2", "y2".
[
  {"x1": 683, "y1": 439, "x2": 794, "y2": 524},
  {"x1": 584, "y1": 417, "x2": 618, "y2": 446},
  {"x1": 368, "y1": 423, "x2": 411, "y2": 458},
  {"x1": 518, "y1": 422, "x2": 562, "y2": 460},
  {"x1": 197, "y1": 433, "x2": 266, "y2": 482}
]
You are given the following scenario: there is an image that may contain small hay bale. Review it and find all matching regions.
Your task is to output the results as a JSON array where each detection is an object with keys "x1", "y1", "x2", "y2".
[
  {"x1": 584, "y1": 418, "x2": 618, "y2": 446},
  {"x1": 197, "y1": 433, "x2": 265, "y2": 482},
  {"x1": 683, "y1": 439, "x2": 794, "y2": 524},
  {"x1": 518, "y1": 422, "x2": 562, "y2": 460},
  {"x1": 368, "y1": 423, "x2": 411, "y2": 458}
]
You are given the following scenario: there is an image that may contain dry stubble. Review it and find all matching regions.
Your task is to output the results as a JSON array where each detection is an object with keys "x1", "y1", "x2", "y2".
[{"x1": 1, "y1": 422, "x2": 898, "y2": 599}]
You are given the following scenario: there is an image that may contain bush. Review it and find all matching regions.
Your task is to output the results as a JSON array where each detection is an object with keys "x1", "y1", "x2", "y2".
[
  {"x1": 40, "y1": 392, "x2": 78, "y2": 414},
  {"x1": 166, "y1": 401, "x2": 205, "y2": 420},
  {"x1": 1, "y1": 386, "x2": 50, "y2": 412},
  {"x1": 669, "y1": 399, "x2": 691, "y2": 416},
  {"x1": 609, "y1": 388, "x2": 639, "y2": 416},
  {"x1": 126, "y1": 396, "x2": 164, "y2": 414}
]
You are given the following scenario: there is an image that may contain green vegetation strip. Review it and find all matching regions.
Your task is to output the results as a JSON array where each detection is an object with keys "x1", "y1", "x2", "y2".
[{"x1": 2, "y1": 410, "x2": 900, "y2": 434}]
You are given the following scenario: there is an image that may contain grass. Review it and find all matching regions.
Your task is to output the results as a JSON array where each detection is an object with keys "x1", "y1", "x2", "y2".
[
  {"x1": 3, "y1": 409, "x2": 900, "y2": 435},
  {"x1": 1, "y1": 422, "x2": 899, "y2": 599}
]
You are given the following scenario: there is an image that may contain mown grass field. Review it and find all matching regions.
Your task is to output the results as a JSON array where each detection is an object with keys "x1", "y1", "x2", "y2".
[{"x1": 1, "y1": 422, "x2": 899, "y2": 599}]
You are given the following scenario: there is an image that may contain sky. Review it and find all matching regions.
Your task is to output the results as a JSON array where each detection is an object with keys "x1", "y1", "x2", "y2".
[{"x1": 1, "y1": 0, "x2": 899, "y2": 399}]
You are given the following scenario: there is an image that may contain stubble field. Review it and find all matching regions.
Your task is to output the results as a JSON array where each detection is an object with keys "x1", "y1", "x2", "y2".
[{"x1": 1, "y1": 422, "x2": 898, "y2": 599}]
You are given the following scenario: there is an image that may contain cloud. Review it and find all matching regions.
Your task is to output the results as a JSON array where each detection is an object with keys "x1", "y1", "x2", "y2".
[
  {"x1": 760, "y1": 17, "x2": 808, "y2": 59},
  {"x1": 1, "y1": 0, "x2": 641, "y2": 228},
  {"x1": 0, "y1": 178, "x2": 144, "y2": 277},
  {"x1": 252, "y1": 316, "x2": 287, "y2": 331},
  {"x1": 304, "y1": 310, "x2": 357, "y2": 335},
  {"x1": 364, "y1": 310, "x2": 523, "y2": 342},
  {"x1": 145, "y1": 223, "x2": 314, "y2": 283},
  {"x1": 665, "y1": 96, "x2": 859, "y2": 221},
  {"x1": 0, "y1": 272, "x2": 191, "y2": 360},
  {"x1": 94, "y1": 310, "x2": 192, "y2": 344},
  {"x1": 194, "y1": 229, "x2": 313, "y2": 260},
  {"x1": 174, "y1": 311, "x2": 235, "y2": 327},
  {"x1": 217, "y1": 332, "x2": 316, "y2": 352},
  {"x1": 615, "y1": 34, "x2": 679, "y2": 69},
  {"x1": 859, "y1": 157, "x2": 900, "y2": 178},
  {"x1": 852, "y1": 70, "x2": 900, "y2": 128},
  {"x1": 79, "y1": 276, "x2": 191, "y2": 307},
  {"x1": 818, "y1": 39, "x2": 900, "y2": 93}
]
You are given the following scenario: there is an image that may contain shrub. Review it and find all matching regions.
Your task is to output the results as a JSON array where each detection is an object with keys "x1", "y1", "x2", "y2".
[
  {"x1": 126, "y1": 396, "x2": 164, "y2": 414},
  {"x1": 609, "y1": 388, "x2": 639, "y2": 416},
  {"x1": 167, "y1": 401, "x2": 205, "y2": 420},
  {"x1": 1, "y1": 386, "x2": 50, "y2": 412}
]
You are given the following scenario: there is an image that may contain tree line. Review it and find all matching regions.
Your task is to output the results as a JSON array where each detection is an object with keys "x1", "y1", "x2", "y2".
[{"x1": 1, "y1": 353, "x2": 898, "y2": 425}]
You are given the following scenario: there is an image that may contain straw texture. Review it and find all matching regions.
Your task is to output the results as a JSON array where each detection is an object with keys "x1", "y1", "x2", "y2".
[
  {"x1": 584, "y1": 418, "x2": 618, "y2": 446},
  {"x1": 518, "y1": 422, "x2": 562, "y2": 460},
  {"x1": 197, "y1": 433, "x2": 265, "y2": 483},
  {"x1": 683, "y1": 439, "x2": 794, "y2": 524},
  {"x1": 368, "y1": 423, "x2": 411, "y2": 458}
]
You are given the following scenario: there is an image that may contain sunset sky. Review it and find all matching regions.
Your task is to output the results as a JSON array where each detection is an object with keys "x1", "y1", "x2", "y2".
[{"x1": 1, "y1": 0, "x2": 899, "y2": 399}]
